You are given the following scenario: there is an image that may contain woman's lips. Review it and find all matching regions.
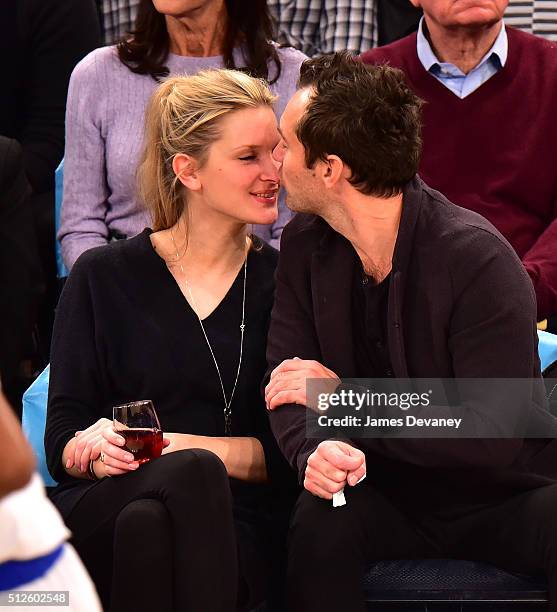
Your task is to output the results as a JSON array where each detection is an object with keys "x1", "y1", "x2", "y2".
[{"x1": 250, "y1": 190, "x2": 279, "y2": 204}]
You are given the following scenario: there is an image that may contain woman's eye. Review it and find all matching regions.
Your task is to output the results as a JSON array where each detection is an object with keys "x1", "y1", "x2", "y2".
[{"x1": 239, "y1": 155, "x2": 256, "y2": 161}]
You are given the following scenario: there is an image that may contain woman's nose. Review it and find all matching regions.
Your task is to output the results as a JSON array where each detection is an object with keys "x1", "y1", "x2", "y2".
[{"x1": 262, "y1": 153, "x2": 280, "y2": 181}]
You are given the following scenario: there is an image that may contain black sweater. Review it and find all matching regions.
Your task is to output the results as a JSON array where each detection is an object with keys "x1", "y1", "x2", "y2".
[{"x1": 46, "y1": 229, "x2": 295, "y2": 516}]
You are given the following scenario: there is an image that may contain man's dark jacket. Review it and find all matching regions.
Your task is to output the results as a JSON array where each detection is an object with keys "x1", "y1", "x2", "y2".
[{"x1": 266, "y1": 176, "x2": 557, "y2": 512}]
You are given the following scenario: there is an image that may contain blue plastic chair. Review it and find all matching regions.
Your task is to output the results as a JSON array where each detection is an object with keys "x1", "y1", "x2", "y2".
[
  {"x1": 539, "y1": 330, "x2": 557, "y2": 375},
  {"x1": 54, "y1": 160, "x2": 68, "y2": 279},
  {"x1": 21, "y1": 365, "x2": 56, "y2": 487}
]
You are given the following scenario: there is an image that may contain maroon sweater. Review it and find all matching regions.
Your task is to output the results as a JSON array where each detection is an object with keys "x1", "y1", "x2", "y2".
[{"x1": 361, "y1": 28, "x2": 557, "y2": 320}]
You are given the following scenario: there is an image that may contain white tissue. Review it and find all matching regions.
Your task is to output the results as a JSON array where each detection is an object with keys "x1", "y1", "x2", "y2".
[
  {"x1": 332, "y1": 472, "x2": 366, "y2": 508},
  {"x1": 332, "y1": 489, "x2": 346, "y2": 507}
]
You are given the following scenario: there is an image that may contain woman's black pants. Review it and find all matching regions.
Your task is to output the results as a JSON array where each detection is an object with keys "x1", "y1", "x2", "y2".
[
  {"x1": 287, "y1": 479, "x2": 557, "y2": 612},
  {"x1": 63, "y1": 450, "x2": 268, "y2": 612}
]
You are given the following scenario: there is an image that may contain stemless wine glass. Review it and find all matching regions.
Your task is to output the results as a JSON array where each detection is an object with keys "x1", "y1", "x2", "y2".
[{"x1": 113, "y1": 400, "x2": 163, "y2": 464}]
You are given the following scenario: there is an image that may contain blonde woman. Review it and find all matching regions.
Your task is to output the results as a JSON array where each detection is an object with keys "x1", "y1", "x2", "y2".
[
  {"x1": 45, "y1": 70, "x2": 296, "y2": 612},
  {"x1": 59, "y1": 0, "x2": 307, "y2": 269}
]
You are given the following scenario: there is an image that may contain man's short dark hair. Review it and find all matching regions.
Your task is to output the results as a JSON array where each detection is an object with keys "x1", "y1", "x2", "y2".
[{"x1": 297, "y1": 51, "x2": 423, "y2": 198}]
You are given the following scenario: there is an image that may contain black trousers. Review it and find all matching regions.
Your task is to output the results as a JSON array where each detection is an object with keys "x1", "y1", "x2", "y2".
[
  {"x1": 63, "y1": 450, "x2": 269, "y2": 612},
  {"x1": 287, "y1": 480, "x2": 557, "y2": 612}
]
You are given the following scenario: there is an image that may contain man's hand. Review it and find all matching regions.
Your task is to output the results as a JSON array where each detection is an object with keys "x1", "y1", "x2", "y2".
[
  {"x1": 265, "y1": 357, "x2": 340, "y2": 410},
  {"x1": 304, "y1": 440, "x2": 366, "y2": 499}
]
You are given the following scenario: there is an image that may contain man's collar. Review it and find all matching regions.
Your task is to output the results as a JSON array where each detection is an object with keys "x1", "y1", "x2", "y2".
[{"x1": 416, "y1": 17, "x2": 508, "y2": 73}]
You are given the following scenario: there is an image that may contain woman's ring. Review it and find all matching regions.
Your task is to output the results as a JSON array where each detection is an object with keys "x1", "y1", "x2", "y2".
[{"x1": 100, "y1": 452, "x2": 105, "y2": 463}]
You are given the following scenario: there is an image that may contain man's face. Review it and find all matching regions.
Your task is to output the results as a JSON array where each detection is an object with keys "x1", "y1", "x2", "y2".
[
  {"x1": 273, "y1": 88, "x2": 324, "y2": 214},
  {"x1": 411, "y1": 0, "x2": 508, "y2": 29}
]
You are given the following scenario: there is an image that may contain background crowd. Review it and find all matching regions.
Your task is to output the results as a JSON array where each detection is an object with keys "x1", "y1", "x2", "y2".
[{"x1": 1, "y1": 0, "x2": 557, "y2": 608}]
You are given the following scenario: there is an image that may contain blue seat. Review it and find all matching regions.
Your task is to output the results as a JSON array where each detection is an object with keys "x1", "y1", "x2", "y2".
[
  {"x1": 539, "y1": 330, "x2": 557, "y2": 375},
  {"x1": 54, "y1": 159, "x2": 68, "y2": 279},
  {"x1": 21, "y1": 365, "x2": 56, "y2": 487}
]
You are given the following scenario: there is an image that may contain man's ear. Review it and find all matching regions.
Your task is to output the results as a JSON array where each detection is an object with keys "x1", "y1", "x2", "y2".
[
  {"x1": 320, "y1": 155, "x2": 348, "y2": 190},
  {"x1": 172, "y1": 153, "x2": 201, "y2": 191}
]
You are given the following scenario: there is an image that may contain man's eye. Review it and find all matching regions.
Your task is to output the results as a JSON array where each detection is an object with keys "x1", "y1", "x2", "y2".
[{"x1": 239, "y1": 155, "x2": 256, "y2": 161}]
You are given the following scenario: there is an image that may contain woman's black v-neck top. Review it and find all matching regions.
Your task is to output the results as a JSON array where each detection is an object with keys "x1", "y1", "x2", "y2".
[{"x1": 45, "y1": 229, "x2": 295, "y2": 516}]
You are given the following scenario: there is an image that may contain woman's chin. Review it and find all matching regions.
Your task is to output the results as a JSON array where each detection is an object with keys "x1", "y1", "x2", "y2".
[{"x1": 247, "y1": 208, "x2": 279, "y2": 227}]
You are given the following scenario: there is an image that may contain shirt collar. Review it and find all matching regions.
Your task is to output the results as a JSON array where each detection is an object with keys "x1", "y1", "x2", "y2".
[{"x1": 416, "y1": 17, "x2": 508, "y2": 73}]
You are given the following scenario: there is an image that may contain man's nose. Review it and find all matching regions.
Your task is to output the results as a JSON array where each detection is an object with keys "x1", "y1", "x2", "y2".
[{"x1": 272, "y1": 142, "x2": 285, "y2": 164}]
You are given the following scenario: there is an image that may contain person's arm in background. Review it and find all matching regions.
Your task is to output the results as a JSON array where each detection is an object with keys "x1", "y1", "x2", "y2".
[
  {"x1": 58, "y1": 49, "x2": 113, "y2": 270},
  {"x1": 0, "y1": 391, "x2": 35, "y2": 500},
  {"x1": 0, "y1": 137, "x2": 43, "y2": 413},
  {"x1": 18, "y1": 0, "x2": 100, "y2": 195},
  {"x1": 521, "y1": 204, "x2": 557, "y2": 323}
]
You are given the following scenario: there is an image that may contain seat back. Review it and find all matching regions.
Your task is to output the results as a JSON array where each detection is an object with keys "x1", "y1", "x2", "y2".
[
  {"x1": 539, "y1": 330, "x2": 557, "y2": 375},
  {"x1": 21, "y1": 365, "x2": 56, "y2": 487},
  {"x1": 54, "y1": 159, "x2": 68, "y2": 279}
]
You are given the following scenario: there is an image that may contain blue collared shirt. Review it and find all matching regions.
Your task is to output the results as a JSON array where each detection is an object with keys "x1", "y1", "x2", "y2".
[{"x1": 416, "y1": 17, "x2": 508, "y2": 98}]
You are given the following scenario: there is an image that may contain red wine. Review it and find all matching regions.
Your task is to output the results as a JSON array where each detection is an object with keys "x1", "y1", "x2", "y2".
[{"x1": 120, "y1": 428, "x2": 163, "y2": 463}]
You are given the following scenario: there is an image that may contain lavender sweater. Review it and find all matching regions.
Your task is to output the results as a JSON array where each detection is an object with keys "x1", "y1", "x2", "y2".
[{"x1": 59, "y1": 45, "x2": 307, "y2": 269}]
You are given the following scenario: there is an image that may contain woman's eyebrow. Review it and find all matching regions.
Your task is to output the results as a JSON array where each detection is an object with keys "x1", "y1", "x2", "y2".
[{"x1": 230, "y1": 144, "x2": 258, "y2": 152}]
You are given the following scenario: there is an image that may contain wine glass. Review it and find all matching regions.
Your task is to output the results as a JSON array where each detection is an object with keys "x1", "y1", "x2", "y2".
[{"x1": 113, "y1": 400, "x2": 163, "y2": 464}]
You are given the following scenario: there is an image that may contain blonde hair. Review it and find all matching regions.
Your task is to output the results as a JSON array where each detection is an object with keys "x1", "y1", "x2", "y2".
[{"x1": 137, "y1": 69, "x2": 277, "y2": 231}]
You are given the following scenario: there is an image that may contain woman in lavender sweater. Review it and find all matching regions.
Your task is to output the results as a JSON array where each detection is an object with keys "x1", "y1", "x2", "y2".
[{"x1": 59, "y1": 0, "x2": 306, "y2": 269}]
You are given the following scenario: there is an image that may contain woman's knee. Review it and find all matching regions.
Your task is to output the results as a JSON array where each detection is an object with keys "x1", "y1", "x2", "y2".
[
  {"x1": 114, "y1": 498, "x2": 170, "y2": 538},
  {"x1": 143, "y1": 448, "x2": 229, "y2": 492}
]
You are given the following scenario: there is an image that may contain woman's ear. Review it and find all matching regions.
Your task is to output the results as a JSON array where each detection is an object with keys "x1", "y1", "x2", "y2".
[{"x1": 173, "y1": 153, "x2": 201, "y2": 191}]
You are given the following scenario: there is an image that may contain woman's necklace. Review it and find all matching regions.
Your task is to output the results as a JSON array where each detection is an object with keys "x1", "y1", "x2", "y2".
[{"x1": 170, "y1": 228, "x2": 246, "y2": 436}]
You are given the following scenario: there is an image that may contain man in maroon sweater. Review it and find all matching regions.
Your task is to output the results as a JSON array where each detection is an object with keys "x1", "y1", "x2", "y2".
[
  {"x1": 361, "y1": 0, "x2": 557, "y2": 325},
  {"x1": 266, "y1": 52, "x2": 557, "y2": 612}
]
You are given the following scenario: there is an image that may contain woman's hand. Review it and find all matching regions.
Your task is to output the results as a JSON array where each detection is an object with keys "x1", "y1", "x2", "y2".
[
  {"x1": 96, "y1": 426, "x2": 140, "y2": 477},
  {"x1": 265, "y1": 358, "x2": 340, "y2": 411},
  {"x1": 96, "y1": 430, "x2": 171, "y2": 477},
  {"x1": 67, "y1": 418, "x2": 111, "y2": 473}
]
